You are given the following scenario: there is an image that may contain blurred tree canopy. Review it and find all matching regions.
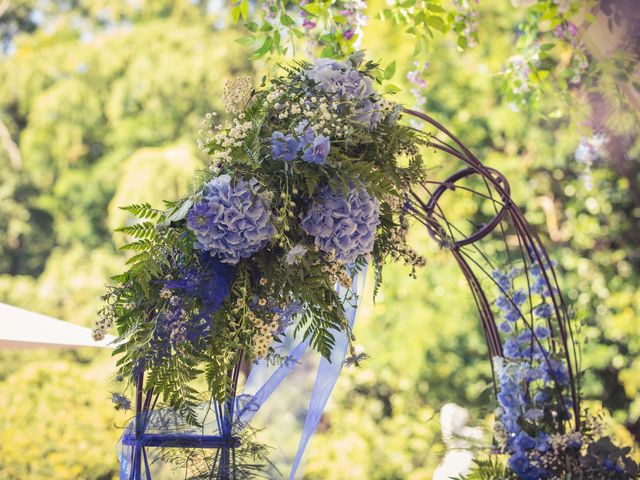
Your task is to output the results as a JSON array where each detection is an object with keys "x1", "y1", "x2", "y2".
[{"x1": 0, "y1": 0, "x2": 638, "y2": 478}]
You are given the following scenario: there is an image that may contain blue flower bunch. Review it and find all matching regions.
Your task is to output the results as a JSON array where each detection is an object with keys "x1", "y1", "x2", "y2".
[
  {"x1": 492, "y1": 263, "x2": 575, "y2": 479},
  {"x1": 147, "y1": 255, "x2": 236, "y2": 363},
  {"x1": 489, "y1": 261, "x2": 640, "y2": 479},
  {"x1": 271, "y1": 123, "x2": 331, "y2": 164},
  {"x1": 451, "y1": 258, "x2": 639, "y2": 479},
  {"x1": 301, "y1": 184, "x2": 380, "y2": 263},
  {"x1": 187, "y1": 174, "x2": 275, "y2": 264}
]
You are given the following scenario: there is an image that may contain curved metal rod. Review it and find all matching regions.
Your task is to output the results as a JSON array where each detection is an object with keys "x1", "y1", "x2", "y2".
[
  {"x1": 423, "y1": 167, "x2": 511, "y2": 247},
  {"x1": 404, "y1": 108, "x2": 581, "y2": 428}
]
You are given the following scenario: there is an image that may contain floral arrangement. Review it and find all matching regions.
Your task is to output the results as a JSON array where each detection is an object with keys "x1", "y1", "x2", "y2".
[
  {"x1": 96, "y1": 52, "x2": 638, "y2": 479},
  {"x1": 96, "y1": 53, "x2": 426, "y2": 422},
  {"x1": 457, "y1": 260, "x2": 639, "y2": 480}
]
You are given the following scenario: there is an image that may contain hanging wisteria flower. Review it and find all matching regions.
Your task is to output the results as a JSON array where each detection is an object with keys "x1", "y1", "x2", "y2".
[
  {"x1": 301, "y1": 184, "x2": 380, "y2": 263},
  {"x1": 187, "y1": 175, "x2": 275, "y2": 264}
]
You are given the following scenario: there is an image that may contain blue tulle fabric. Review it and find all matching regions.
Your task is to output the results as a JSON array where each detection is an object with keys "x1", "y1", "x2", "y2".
[{"x1": 118, "y1": 266, "x2": 366, "y2": 479}]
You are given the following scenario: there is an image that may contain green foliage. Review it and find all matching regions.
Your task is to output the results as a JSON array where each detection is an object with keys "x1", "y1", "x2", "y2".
[
  {"x1": 454, "y1": 457, "x2": 510, "y2": 480},
  {"x1": 0, "y1": 359, "x2": 125, "y2": 480}
]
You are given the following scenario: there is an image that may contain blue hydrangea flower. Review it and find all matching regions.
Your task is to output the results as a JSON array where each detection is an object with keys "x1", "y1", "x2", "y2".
[
  {"x1": 271, "y1": 131, "x2": 301, "y2": 161},
  {"x1": 187, "y1": 175, "x2": 275, "y2": 264},
  {"x1": 533, "y1": 390, "x2": 550, "y2": 404},
  {"x1": 505, "y1": 308, "x2": 522, "y2": 322},
  {"x1": 306, "y1": 58, "x2": 382, "y2": 129},
  {"x1": 496, "y1": 294, "x2": 512, "y2": 311},
  {"x1": 302, "y1": 134, "x2": 330, "y2": 164},
  {"x1": 522, "y1": 344, "x2": 548, "y2": 361},
  {"x1": 301, "y1": 184, "x2": 380, "y2": 263},
  {"x1": 535, "y1": 432, "x2": 550, "y2": 452},
  {"x1": 492, "y1": 269, "x2": 512, "y2": 291},
  {"x1": 165, "y1": 253, "x2": 235, "y2": 316},
  {"x1": 498, "y1": 390, "x2": 521, "y2": 410},
  {"x1": 502, "y1": 413, "x2": 522, "y2": 436},
  {"x1": 513, "y1": 289, "x2": 527, "y2": 305},
  {"x1": 504, "y1": 338, "x2": 522, "y2": 359}
]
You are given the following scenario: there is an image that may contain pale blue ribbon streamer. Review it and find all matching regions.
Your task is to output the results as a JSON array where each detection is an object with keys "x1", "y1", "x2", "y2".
[
  {"x1": 236, "y1": 267, "x2": 365, "y2": 479},
  {"x1": 288, "y1": 271, "x2": 364, "y2": 479}
]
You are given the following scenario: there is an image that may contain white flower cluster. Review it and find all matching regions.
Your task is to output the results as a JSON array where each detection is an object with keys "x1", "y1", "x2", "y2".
[
  {"x1": 272, "y1": 94, "x2": 352, "y2": 139},
  {"x1": 539, "y1": 431, "x2": 583, "y2": 471},
  {"x1": 214, "y1": 118, "x2": 253, "y2": 149},
  {"x1": 249, "y1": 309, "x2": 280, "y2": 359},
  {"x1": 199, "y1": 113, "x2": 253, "y2": 167},
  {"x1": 318, "y1": 250, "x2": 354, "y2": 288},
  {"x1": 222, "y1": 76, "x2": 253, "y2": 114},
  {"x1": 92, "y1": 316, "x2": 113, "y2": 341}
]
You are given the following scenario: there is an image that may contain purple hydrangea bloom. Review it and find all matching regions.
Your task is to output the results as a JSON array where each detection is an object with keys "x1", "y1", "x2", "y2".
[
  {"x1": 271, "y1": 131, "x2": 301, "y2": 161},
  {"x1": 306, "y1": 58, "x2": 382, "y2": 129},
  {"x1": 301, "y1": 184, "x2": 380, "y2": 263},
  {"x1": 187, "y1": 175, "x2": 275, "y2": 264},
  {"x1": 302, "y1": 134, "x2": 330, "y2": 164}
]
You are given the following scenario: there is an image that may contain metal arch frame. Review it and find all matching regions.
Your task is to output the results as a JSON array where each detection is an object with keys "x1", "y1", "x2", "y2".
[
  {"x1": 125, "y1": 108, "x2": 582, "y2": 480},
  {"x1": 404, "y1": 108, "x2": 580, "y2": 428}
]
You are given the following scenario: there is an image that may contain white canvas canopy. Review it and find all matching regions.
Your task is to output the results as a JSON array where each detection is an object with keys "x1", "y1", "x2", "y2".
[{"x1": 0, "y1": 302, "x2": 114, "y2": 349}]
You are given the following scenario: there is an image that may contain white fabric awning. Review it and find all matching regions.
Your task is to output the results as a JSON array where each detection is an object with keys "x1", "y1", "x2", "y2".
[{"x1": 0, "y1": 302, "x2": 115, "y2": 349}]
